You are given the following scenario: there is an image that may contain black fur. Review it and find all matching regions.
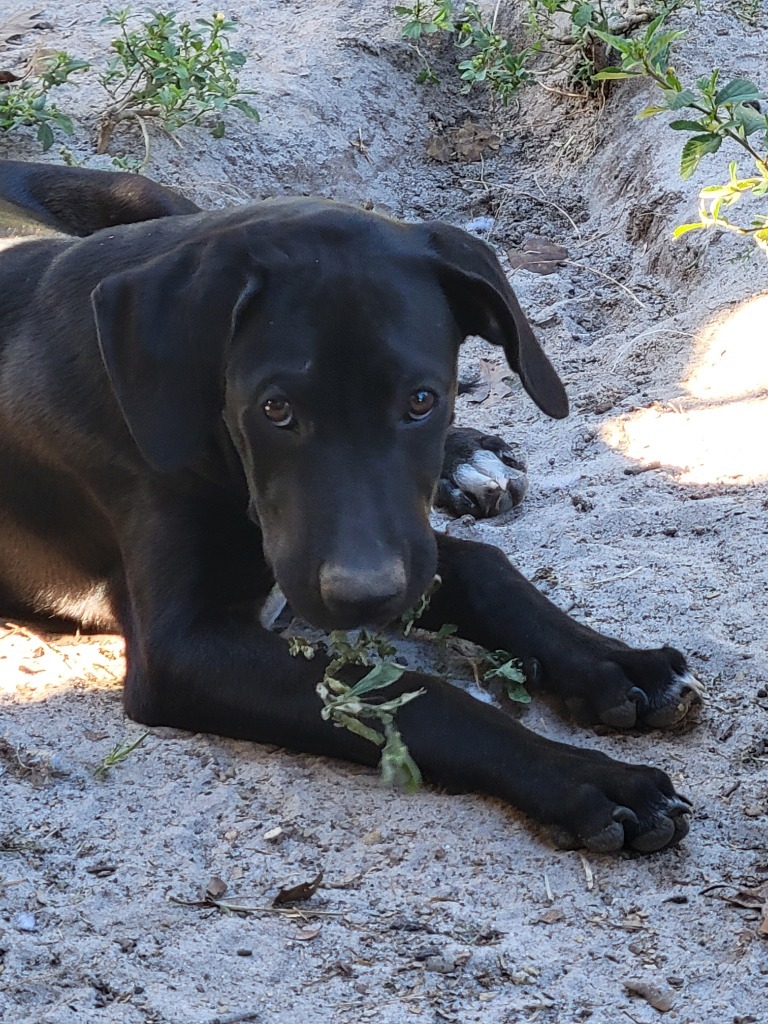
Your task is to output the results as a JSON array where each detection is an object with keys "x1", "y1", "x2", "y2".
[{"x1": 0, "y1": 162, "x2": 699, "y2": 853}]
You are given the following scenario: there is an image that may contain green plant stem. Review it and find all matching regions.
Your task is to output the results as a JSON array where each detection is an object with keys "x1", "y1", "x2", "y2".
[{"x1": 643, "y1": 64, "x2": 768, "y2": 173}]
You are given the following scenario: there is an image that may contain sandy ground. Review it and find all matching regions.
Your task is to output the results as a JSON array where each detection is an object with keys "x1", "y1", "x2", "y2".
[{"x1": 1, "y1": 2, "x2": 767, "y2": 1022}]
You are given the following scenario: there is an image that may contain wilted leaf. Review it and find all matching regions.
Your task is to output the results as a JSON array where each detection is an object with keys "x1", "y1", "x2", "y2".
[
  {"x1": 484, "y1": 655, "x2": 525, "y2": 684},
  {"x1": 296, "y1": 924, "x2": 322, "y2": 941},
  {"x1": 427, "y1": 120, "x2": 501, "y2": 163},
  {"x1": 503, "y1": 679, "x2": 531, "y2": 703},
  {"x1": 507, "y1": 236, "x2": 569, "y2": 276},
  {"x1": 205, "y1": 876, "x2": 227, "y2": 901},
  {"x1": 536, "y1": 908, "x2": 565, "y2": 924},
  {"x1": 702, "y1": 880, "x2": 768, "y2": 925},
  {"x1": 467, "y1": 357, "x2": 515, "y2": 406},
  {"x1": 332, "y1": 711, "x2": 385, "y2": 745},
  {"x1": 380, "y1": 722, "x2": 422, "y2": 790},
  {"x1": 680, "y1": 134, "x2": 722, "y2": 180},
  {"x1": 0, "y1": 69, "x2": 19, "y2": 82},
  {"x1": 273, "y1": 870, "x2": 323, "y2": 906}
]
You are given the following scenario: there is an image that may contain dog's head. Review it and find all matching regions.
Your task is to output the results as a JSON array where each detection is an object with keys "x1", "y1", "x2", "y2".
[{"x1": 92, "y1": 200, "x2": 567, "y2": 629}]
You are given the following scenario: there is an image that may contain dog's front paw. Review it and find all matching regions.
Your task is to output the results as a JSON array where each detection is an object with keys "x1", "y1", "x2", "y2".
[
  {"x1": 436, "y1": 427, "x2": 527, "y2": 518},
  {"x1": 531, "y1": 644, "x2": 703, "y2": 730},
  {"x1": 544, "y1": 752, "x2": 692, "y2": 853}
]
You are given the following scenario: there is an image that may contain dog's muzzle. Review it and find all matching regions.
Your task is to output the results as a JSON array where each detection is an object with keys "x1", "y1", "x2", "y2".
[{"x1": 318, "y1": 556, "x2": 408, "y2": 625}]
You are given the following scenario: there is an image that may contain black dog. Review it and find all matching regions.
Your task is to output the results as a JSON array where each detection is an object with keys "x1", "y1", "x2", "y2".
[{"x1": 0, "y1": 161, "x2": 700, "y2": 853}]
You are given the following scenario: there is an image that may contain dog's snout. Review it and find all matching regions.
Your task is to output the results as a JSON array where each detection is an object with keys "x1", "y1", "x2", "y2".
[{"x1": 319, "y1": 557, "x2": 408, "y2": 623}]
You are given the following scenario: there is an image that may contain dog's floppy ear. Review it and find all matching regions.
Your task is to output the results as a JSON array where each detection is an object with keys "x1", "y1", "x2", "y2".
[
  {"x1": 92, "y1": 236, "x2": 258, "y2": 472},
  {"x1": 426, "y1": 223, "x2": 568, "y2": 419}
]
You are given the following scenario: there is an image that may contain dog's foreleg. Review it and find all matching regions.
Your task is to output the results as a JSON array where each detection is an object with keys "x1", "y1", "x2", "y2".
[{"x1": 422, "y1": 534, "x2": 701, "y2": 731}]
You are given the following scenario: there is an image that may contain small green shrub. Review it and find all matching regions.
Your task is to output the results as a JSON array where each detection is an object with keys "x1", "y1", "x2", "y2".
[
  {"x1": 0, "y1": 53, "x2": 89, "y2": 150},
  {"x1": 526, "y1": 0, "x2": 692, "y2": 90},
  {"x1": 394, "y1": 0, "x2": 687, "y2": 99},
  {"x1": 288, "y1": 575, "x2": 531, "y2": 789},
  {"x1": 456, "y1": 3, "x2": 531, "y2": 102},
  {"x1": 396, "y1": 1, "x2": 531, "y2": 100},
  {"x1": 97, "y1": 8, "x2": 259, "y2": 159}
]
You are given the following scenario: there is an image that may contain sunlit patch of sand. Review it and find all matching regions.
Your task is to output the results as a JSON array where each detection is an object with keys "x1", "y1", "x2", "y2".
[
  {"x1": 0, "y1": 623, "x2": 125, "y2": 701},
  {"x1": 602, "y1": 293, "x2": 768, "y2": 485}
]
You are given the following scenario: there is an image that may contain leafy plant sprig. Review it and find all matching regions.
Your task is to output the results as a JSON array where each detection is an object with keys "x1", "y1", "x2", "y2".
[
  {"x1": 93, "y1": 732, "x2": 148, "y2": 779},
  {"x1": 312, "y1": 629, "x2": 425, "y2": 790},
  {"x1": 396, "y1": 0, "x2": 456, "y2": 38},
  {"x1": 456, "y1": 3, "x2": 531, "y2": 102},
  {"x1": 396, "y1": 0, "x2": 530, "y2": 101},
  {"x1": 481, "y1": 650, "x2": 531, "y2": 703},
  {"x1": 525, "y1": 0, "x2": 692, "y2": 78},
  {"x1": 288, "y1": 571, "x2": 532, "y2": 789},
  {"x1": 594, "y1": 17, "x2": 768, "y2": 251},
  {"x1": 0, "y1": 52, "x2": 90, "y2": 151}
]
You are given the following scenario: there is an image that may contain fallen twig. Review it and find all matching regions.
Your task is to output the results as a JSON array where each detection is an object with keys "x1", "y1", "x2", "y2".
[
  {"x1": 169, "y1": 894, "x2": 343, "y2": 919},
  {"x1": 198, "y1": 1012, "x2": 260, "y2": 1024}
]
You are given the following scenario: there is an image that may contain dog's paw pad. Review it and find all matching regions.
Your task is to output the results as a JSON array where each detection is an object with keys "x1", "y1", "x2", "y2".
[
  {"x1": 546, "y1": 784, "x2": 692, "y2": 854},
  {"x1": 573, "y1": 649, "x2": 704, "y2": 731},
  {"x1": 437, "y1": 428, "x2": 528, "y2": 519}
]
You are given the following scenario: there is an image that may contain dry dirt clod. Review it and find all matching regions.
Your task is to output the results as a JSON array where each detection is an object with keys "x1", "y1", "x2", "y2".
[{"x1": 624, "y1": 978, "x2": 676, "y2": 1012}]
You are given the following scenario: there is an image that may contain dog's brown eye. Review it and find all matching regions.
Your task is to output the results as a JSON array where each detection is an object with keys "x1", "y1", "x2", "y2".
[
  {"x1": 263, "y1": 397, "x2": 294, "y2": 427},
  {"x1": 408, "y1": 389, "x2": 436, "y2": 420}
]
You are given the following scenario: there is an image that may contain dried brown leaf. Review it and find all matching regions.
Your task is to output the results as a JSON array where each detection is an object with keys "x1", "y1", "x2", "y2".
[
  {"x1": 467, "y1": 357, "x2": 514, "y2": 407},
  {"x1": 0, "y1": 11, "x2": 49, "y2": 47},
  {"x1": 536, "y1": 908, "x2": 565, "y2": 925},
  {"x1": 295, "y1": 924, "x2": 322, "y2": 941},
  {"x1": 508, "y1": 236, "x2": 569, "y2": 276},
  {"x1": 27, "y1": 47, "x2": 58, "y2": 75},
  {"x1": 427, "y1": 120, "x2": 501, "y2": 164},
  {"x1": 273, "y1": 870, "x2": 323, "y2": 906},
  {"x1": 205, "y1": 876, "x2": 227, "y2": 901}
]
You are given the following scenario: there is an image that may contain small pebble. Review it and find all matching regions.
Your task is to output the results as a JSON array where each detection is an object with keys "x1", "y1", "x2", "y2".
[
  {"x1": 464, "y1": 216, "x2": 495, "y2": 235},
  {"x1": 14, "y1": 911, "x2": 37, "y2": 932},
  {"x1": 424, "y1": 954, "x2": 456, "y2": 973}
]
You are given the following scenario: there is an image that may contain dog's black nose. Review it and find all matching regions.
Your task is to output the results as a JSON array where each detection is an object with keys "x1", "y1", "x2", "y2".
[{"x1": 318, "y1": 557, "x2": 408, "y2": 624}]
